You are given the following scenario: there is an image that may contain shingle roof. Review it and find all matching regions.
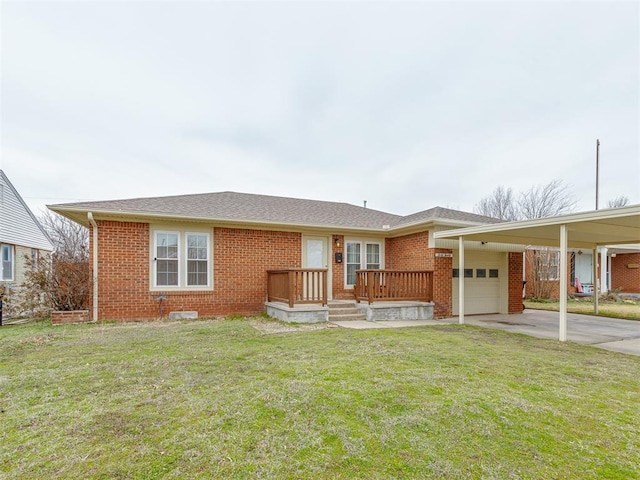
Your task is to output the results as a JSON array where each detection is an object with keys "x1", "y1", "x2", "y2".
[
  {"x1": 49, "y1": 191, "x2": 500, "y2": 230},
  {"x1": 400, "y1": 206, "x2": 503, "y2": 225}
]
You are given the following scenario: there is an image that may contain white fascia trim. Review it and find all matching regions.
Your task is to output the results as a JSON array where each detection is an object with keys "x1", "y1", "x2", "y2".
[{"x1": 434, "y1": 205, "x2": 640, "y2": 240}]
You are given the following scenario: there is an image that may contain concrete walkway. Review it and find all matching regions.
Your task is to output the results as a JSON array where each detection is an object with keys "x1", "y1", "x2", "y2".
[{"x1": 331, "y1": 309, "x2": 640, "y2": 356}]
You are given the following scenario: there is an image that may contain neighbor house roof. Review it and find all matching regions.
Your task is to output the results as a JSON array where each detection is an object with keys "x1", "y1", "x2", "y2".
[
  {"x1": 48, "y1": 191, "x2": 500, "y2": 233},
  {"x1": 0, "y1": 170, "x2": 53, "y2": 251}
]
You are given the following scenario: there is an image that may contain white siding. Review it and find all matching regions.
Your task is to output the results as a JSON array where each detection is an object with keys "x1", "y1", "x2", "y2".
[{"x1": 0, "y1": 171, "x2": 53, "y2": 251}]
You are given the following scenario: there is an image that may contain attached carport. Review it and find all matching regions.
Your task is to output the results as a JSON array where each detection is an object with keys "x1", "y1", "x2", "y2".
[{"x1": 434, "y1": 205, "x2": 640, "y2": 341}]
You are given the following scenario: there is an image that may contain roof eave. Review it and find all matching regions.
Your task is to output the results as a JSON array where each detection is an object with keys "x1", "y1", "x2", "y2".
[{"x1": 47, "y1": 206, "x2": 395, "y2": 235}]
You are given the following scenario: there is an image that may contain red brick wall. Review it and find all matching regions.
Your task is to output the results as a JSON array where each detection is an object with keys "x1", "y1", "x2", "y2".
[
  {"x1": 385, "y1": 232, "x2": 429, "y2": 269},
  {"x1": 384, "y1": 233, "x2": 452, "y2": 317},
  {"x1": 426, "y1": 248, "x2": 453, "y2": 317},
  {"x1": 611, "y1": 253, "x2": 640, "y2": 293},
  {"x1": 508, "y1": 252, "x2": 524, "y2": 313},
  {"x1": 331, "y1": 235, "x2": 353, "y2": 300},
  {"x1": 213, "y1": 228, "x2": 301, "y2": 312},
  {"x1": 90, "y1": 221, "x2": 301, "y2": 321},
  {"x1": 52, "y1": 310, "x2": 90, "y2": 325}
]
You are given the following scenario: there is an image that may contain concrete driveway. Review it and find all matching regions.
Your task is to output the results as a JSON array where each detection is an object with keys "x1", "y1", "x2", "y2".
[
  {"x1": 332, "y1": 309, "x2": 640, "y2": 356},
  {"x1": 451, "y1": 310, "x2": 640, "y2": 355}
]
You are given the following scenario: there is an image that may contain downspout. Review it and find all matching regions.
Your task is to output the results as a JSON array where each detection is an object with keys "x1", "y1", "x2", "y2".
[{"x1": 88, "y1": 212, "x2": 99, "y2": 322}]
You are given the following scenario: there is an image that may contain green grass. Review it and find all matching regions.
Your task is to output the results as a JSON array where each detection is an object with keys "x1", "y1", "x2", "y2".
[
  {"x1": 2, "y1": 318, "x2": 640, "y2": 479},
  {"x1": 525, "y1": 298, "x2": 640, "y2": 320}
]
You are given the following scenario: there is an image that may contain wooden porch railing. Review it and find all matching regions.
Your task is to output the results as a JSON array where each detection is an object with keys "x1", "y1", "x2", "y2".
[
  {"x1": 354, "y1": 270, "x2": 434, "y2": 304},
  {"x1": 267, "y1": 269, "x2": 328, "y2": 308}
]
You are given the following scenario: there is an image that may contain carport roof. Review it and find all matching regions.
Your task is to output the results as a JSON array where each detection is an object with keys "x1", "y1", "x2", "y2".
[{"x1": 434, "y1": 205, "x2": 640, "y2": 249}]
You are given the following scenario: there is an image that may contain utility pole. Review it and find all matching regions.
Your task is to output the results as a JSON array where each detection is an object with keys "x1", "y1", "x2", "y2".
[{"x1": 595, "y1": 139, "x2": 600, "y2": 210}]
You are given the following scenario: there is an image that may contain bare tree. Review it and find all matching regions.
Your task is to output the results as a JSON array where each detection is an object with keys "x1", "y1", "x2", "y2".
[
  {"x1": 39, "y1": 210, "x2": 88, "y2": 262},
  {"x1": 473, "y1": 185, "x2": 519, "y2": 221},
  {"x1": 526, "y1": 248, "x2": 560, "y2": 299},
  {"x1": 14, "y1": 212, "x2": 90, "y2": 316},
  {"x1": 518, "y1": 180, "x2": 576, "y2": 220},
  {"x1": 475, "y1": 180, "x2": 576, "y2": 300},
  {"x1": 607, "y1": 195, "x2": 629, "y2": 208}
]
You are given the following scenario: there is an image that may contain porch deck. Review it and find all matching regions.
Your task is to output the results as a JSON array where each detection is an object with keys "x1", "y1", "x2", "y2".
[{"x1": 266, "y1": 268, "x2": 435, "y2": 323}]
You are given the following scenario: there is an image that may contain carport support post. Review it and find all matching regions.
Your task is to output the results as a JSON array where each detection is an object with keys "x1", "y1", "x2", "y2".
[
  {"x1": 593, "y1": 247, "x2": 599, "y2": 315},
  {"x1": 459, "y1": 236, "x2": 465, "y2": 324},
  {"x1": 559, "y1": 224, "x2": 568, "y2": 342}
]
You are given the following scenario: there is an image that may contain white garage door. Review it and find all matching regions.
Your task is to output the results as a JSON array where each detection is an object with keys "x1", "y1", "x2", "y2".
[{"x1": 452, "y1": 251, "x2": 502, "y2": 315}]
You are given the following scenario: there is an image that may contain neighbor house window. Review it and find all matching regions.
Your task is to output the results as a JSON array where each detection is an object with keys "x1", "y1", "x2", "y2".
[
  {"x1": 1, "y1": 244, "x2": 13, "y2": 281},
  {"x1": 345, "y1": 240, "x2": 382, "y2": 287},
  {"x1": 535, "y1": 250, "x2": 560, "y2": 281},
  {"x1": 152, "y1": 230, "x2": 211, "y2": 289}
]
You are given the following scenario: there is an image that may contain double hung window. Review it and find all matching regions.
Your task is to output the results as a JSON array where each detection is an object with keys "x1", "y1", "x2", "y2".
[
  {"x1": 1, "y1": 245, "x2": 13, "y2": 281},
  {"x1": 345, "y1": 240, "x2": 382, "y2": 287},
  {"x1": 153, "y1": 231, "x2": 211, "y2": 288}
]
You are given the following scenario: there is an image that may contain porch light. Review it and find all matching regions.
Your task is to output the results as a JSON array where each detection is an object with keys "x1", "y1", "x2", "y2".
[{"x1": 334, "y1": 238, "x2": 341, "y2": 248}]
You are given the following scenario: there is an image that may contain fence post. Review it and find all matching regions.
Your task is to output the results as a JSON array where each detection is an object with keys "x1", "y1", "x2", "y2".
[
  {"x1": 288, "y1": 270, "x2": 295, "y2": 308},
  {"x1": 322, "y1": 270, "x2": 327, "y2": 306}
]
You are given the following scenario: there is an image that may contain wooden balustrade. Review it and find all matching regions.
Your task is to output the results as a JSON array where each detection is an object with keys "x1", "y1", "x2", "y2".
[
  {"x1": 267, "y1": 269, "x2": 328, "y2": 308},
  {"x1": 354, "y1": 270, "x2": 433, "y2": 304}
]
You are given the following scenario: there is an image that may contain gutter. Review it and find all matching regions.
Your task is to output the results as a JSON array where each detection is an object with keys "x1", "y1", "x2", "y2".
[{"x1": 88, "y1": 212, "x2": 98, "y2": 322}]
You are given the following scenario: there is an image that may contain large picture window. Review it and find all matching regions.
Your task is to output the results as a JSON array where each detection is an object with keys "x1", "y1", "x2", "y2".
[
  {"x1": 345, "y1": 240, "x2": 382, "y2": 287},
  {"x1": 153, "y1": 230, "x2": 211, "y2": 289}
]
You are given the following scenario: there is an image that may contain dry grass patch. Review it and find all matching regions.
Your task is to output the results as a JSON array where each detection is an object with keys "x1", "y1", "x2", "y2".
[{"x1": 525, "y1": 298, "x2": 640, "y2": 320}]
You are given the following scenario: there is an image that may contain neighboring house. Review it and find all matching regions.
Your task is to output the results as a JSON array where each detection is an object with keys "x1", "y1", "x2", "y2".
[
  {"x1": 609, "y1": 247, "x2": 640, "y2": 294},
  {"x1": 49, "y1": 191, "x2": 528, "y2": 322},
  {"x1": 0, "y1": 170, "x2": 54, "y2": 307},
  {"x1": 524, "y1": 245, "x2": 640, "y2": 298}
]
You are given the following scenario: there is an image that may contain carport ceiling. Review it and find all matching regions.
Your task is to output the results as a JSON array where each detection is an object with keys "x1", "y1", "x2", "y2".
[{"x1": 434, "y1": 205, "x2": 640, "y2": 248}]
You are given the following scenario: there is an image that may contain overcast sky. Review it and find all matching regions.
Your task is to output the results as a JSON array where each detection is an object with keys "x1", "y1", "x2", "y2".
[{"x1": 1, "y1": 0, "x2": 638, "y2": 218}]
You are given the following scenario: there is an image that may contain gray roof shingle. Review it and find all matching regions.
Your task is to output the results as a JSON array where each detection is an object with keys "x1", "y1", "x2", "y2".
[{"x1": 49, "y1": 191, "x2": 500, "y2": 229}]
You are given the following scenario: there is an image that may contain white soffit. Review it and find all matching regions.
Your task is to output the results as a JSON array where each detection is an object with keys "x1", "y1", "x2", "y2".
[
  {"x1": 434, "y1": 205, "x2": 640, "y2": 249},
  {"x1": 434, "y1": 239, "x2": 526, "y2": 252}
]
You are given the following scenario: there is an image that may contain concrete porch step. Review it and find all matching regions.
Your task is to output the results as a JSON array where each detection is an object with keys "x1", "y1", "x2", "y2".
[
  {"x1": 327, "y1": 301, "x2": 358, "y2": 308},
  {"x1": 328, "y1": 307, "x2": 361, "y2": 316},
  {"x1": 328, "y1": 313, "x2": 367, "y2": 321}
]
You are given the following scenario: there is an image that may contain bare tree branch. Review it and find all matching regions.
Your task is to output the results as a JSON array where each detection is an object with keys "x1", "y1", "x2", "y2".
[
  {"x1": 517, "y1": 180, "x2": 576, "y2": 220},
  {"x1": 39, "y1": 211, "x2": 89, "y2": 262},
  {"x1": 607, "y1": 195, "x2": 629, "y2": 208},
  {"x1": 473, "y1": 185, "x2": 519, "y2": 221}
]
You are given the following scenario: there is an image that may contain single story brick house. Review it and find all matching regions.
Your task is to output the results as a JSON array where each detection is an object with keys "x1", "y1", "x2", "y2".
[{"x1": 49, "y1": 192, "x2": 526, "y2": 322}]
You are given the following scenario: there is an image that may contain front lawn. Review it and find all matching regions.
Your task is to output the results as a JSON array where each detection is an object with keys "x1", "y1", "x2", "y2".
[{"x1": 2, "y1": 318, "x2": 640, "y2": 479}]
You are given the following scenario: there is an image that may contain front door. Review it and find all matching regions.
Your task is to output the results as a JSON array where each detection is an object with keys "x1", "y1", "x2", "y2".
[{"x1": 303, "y1": 236, "x2": 331, "y2": 300}]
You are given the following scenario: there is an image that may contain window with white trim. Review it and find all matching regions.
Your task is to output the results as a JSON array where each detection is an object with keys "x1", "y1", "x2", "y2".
[
  {"x1": 155, "y1": 232, "x2": 179, "y2": 286},
  {"x1": 186, "y1": 234, "x2": 208, "y2": 286},
  {"x1": 346, "y1": 242, "x2": 361, "y2": 286},
  {"x1": 535, "y1": 250, "x2": 560, "y2": 281},
  {"x1": 1, "y1": 244, "x2": 14, "y2": 281},
  {"x1": 345, "y1": 240, "x2": 382, "y2": 287},
  {"x1": 153, "y1": 230, "x2": 211, "y2": 288}
]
